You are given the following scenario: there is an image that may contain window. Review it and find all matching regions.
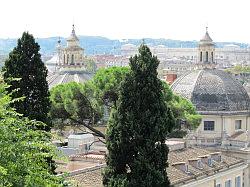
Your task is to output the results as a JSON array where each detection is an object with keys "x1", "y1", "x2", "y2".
[
  {"x1": 204, "y1": 121, "x2": 215, "y2": 131},
  {"x1": 71, "y1": 54, "x2": 74, "y2": 65},
  {"x1": 211, "y1": 52, "x2": 214, "y2": 62},
  {"x1": 206, "y1": 51, "x2": 208, "y2": 62},
  {"x1": 197, "y1": 160, "x2": 202, "y2": 168},
  {"x1": 208, "y1": 158, "x2": 212, "y2": 166},
  {"x1": 235, "y1": 176, "x2": 241, "y2": 187},
  {"x1": 225, "y1": 179, "x2": 232, "y2": 187},
  {"x1": 185, "y1": 164, "x2": 189, "y2": 173},
  {"x1": 216, "y1": 184, "x2": 221, "y2": 187},
  {"x1": 218, "y1": 155, "x2": 221, "y2": 162},
  {"x1": 200, "y1": 51, "x2": 202, "y2": 61},
  {"x1": 235, "y1": 120, "x2": 242, "y2": 130},
  {"x1": 67, "y1": 54, "x2": 69, "y2": 64}
]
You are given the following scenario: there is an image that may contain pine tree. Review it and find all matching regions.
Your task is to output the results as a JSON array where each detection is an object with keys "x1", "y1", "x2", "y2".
[
  {"x1": 3, "y1": 32, "x2": 51, "y2": 131},
  {"x1": 103, "y1": 44, "x2": 175, "y2": 187}
]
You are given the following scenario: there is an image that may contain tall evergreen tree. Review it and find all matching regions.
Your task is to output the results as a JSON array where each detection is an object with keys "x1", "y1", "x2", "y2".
[
  {"x1": 3, "y1": 32, "x2": 51, "y2": 131},
  {"x1": 103, "y1": 44, "x2": 175, "y2": 187}
]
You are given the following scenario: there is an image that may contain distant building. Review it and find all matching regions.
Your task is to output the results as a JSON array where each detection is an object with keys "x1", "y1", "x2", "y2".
[
  {"x1": 121, "y1": 43, "x2": 137, "y2": 57},
  {"x1": 59, "y1": 24, "x2": 85, "y2": 67},
  {"x1": 171, "y1": 28, "x2": 250, "y2": 142},
  {"x1": 45, "y1": 25, "x2": 92, "y2": 89},
  {"x1": 91, "y1": 54, "x2": 129, "y2": 69},
  {"x1": 120, "y1": 39, "x2": 250, "y2": 68},
  {"x1": 165, "y1": 73, "x2": 177, "y2": 85}
]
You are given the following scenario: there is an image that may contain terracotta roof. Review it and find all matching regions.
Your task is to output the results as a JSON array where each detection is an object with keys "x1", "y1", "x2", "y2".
[
  {"x1": 66, "y1": 147, "x2": 244, "y2": 187},
  {"x1": 69, "y1": 168, "x2": 103, "y2": 187},
  {"x1": 168, "y1": 147, "x2": 242, "y2": 185}
]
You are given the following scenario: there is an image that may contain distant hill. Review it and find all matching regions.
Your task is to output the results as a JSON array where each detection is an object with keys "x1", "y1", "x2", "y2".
[{"x1": 0, "y1": 36, "x2": 249, "y2": 56}]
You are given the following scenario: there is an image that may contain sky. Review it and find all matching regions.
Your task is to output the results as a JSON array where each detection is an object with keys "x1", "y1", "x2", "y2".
[{"x1": 1, "y1": 0, "x2": 250, "y2": 43}]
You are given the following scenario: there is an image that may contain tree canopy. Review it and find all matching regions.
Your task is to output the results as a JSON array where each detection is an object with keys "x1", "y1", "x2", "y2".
[
  {"x1": 0, "y1": 80, "x2": 65, "y2": 186},
  {"x1": 2, "y1": 32, "x2": 51, "y2": 131},
  {"x1": 161, "y1": 81, "x2": 201, "y2": 137},
  {"x1": 49, "y1": 82, "x2": 105, "y2": 138},
  {"x1": 103, "y1": 45, "x2": 174, "y2": 186},
  {"x1": 91, "y1": 67, "x2": 130, "y2": 106},
  {"x1": 50, "y1": 66, "x2": 200, "y2": 139},
  {"x1": 225, "y1": 65, "x2": 250, "y2": 74}
]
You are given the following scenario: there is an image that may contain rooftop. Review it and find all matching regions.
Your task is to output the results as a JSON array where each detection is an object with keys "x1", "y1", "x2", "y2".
[
  {"x1": 66, "y1": 147, "x2": 244, "y2": 187},
  {"x1": 171, "y1": 69, "x2": 250, "y2": 115},
  {"x1": 47, "y1": 71, "x2": 93, "y2": 89}
]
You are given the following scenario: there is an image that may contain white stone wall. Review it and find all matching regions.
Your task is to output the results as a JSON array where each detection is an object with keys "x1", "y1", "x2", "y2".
[{"x1": 196, "y1": 114, "x2": 250, "y2": 139}]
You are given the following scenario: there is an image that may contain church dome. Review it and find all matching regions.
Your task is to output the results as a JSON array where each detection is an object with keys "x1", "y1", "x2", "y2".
[
  {"x1": 47, "y1": 70, "x2": 93, "y2": 89},
  {"x1": 171, "y1": 69, "x2": 250, "y2": 115}
]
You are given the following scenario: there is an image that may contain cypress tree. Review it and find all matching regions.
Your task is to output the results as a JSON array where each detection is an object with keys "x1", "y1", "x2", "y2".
[
  {"x1": 3, "y1": 32, "x2": 51, "y2": 131},
  {"x1": 103, "y1": 44, "x2": 175, "y2": 187}
]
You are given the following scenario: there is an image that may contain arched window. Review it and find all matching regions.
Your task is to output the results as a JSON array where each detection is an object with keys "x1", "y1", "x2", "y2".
[
  {"x1": 71, "y1": 54, "x2": 74, "y2": 65},
  {"x1": 67, "y1": 54, "x2": 69, "y2": 64},
  {"x1": 200, "y1": 51, "x2": 202, "y2": 62},
  {"x1": 206, "y1": 51, "x2": 208, "y2": 62},
  {"x1": 211, "y1": 52, "x2": 214, "y2": 62}
]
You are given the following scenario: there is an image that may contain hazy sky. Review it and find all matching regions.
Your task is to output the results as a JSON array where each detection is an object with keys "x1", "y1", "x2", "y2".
[{"x1": 1, "y1": 0, "x2": 250, "y2": 43}]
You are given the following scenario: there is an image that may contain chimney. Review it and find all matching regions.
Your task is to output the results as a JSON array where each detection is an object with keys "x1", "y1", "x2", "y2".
[
  {"x1": 172, "y1": 162, "x2": 189, "y2": 173},
  {"x1": 210, "y1": 152, "x2": 222, "y2": 162}
]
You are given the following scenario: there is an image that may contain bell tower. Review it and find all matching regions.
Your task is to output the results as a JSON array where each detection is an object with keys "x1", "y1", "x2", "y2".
[{"x1": 198, "y1": 27, "x2": 216, "y2": 68}]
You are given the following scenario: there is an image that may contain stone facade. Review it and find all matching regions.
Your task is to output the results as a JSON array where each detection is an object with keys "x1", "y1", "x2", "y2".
[
  {"x1": 45, "y1": 25, "x2": 92, "y2": 89},
  {"x1": 171, "y1": 29, "x2": 250, "y2": 142},
  {"x1": 58, "y1": 25, "x2": 85, "y2": 67}
]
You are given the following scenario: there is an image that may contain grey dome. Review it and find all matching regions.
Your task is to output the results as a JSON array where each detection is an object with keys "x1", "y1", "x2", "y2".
[
  {"x1": 171, "y1": 69, "x2": 250, "y2": 115},
  {"x1": 47, "y1": 71, "x2": 93, "y2": 89}
]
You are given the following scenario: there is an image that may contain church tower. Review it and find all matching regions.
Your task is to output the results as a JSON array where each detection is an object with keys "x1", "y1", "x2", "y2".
[
  {"x1": 198, "y1": 27, "x2": 216, "y2": 68},
  {"x1": 60, "y1": 25, "x2": 84, "y2": 67}
]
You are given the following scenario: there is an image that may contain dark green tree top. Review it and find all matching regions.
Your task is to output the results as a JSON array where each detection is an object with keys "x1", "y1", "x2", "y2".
[
  {"x1": 2, "y1": 32, "x2": 51, "y2": 130},
  {"x1": 103, "y1": 45, "x2": 174, "y2": 187}
]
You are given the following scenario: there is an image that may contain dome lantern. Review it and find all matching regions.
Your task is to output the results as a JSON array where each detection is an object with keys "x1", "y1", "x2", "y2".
[{"x1": 198, "y1": 27, "x2": 216, "y2": 68}]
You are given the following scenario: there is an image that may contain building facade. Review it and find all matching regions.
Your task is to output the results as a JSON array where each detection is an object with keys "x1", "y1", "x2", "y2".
[
  {"x1": 171, "y1": 29, "x2": 250, "y2": 142},
  {"x1": 45, "y1": 25, "x2": 92, "y2": 89},
  {"x1": 59, "y1": 24, "x2": 85, "y2": 67}
]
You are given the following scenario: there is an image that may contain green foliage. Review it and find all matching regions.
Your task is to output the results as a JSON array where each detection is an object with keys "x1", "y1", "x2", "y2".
[
  {"x1": 2, "y1": 32, "x2": 51, "y2": 131},
  {"x1": 161, "y1": 81, "x2": 201, "y2": 137},
  {"x1": 103, "y1": 45, "x2": 174, "y2": 187},
  {"x1": 0, "y1": 82, "x2": 65, "y2": 186},
  {"x1": 49, "y1": 82, "x2": 105, "y2": 138},
  {"x1": 91, "y1": 67, "x2": 129, "y2": 106},
  {"x1": 170, "y1": 94, "x2": 201, "y2": 129},
  {"x1": 225, "y1": 65, "x2": 250, "y2": 74},
  {"x1": 90, "y1": 67, "x2": 200, "y2": 131}
]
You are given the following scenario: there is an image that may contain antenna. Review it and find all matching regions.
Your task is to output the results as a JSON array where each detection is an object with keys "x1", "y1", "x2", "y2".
[
  {"x1": 56, "y1": 36, "x2": 62, "y2": 69},
  {"x1": 205, "y1": 21, "x2": 208, "y2": 32}
]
